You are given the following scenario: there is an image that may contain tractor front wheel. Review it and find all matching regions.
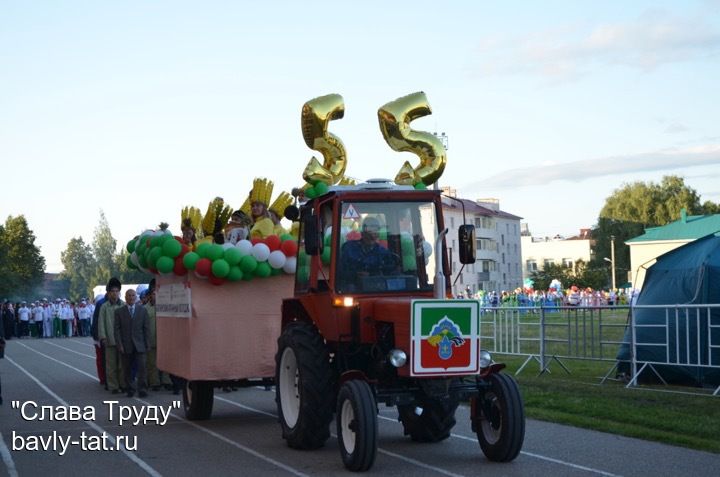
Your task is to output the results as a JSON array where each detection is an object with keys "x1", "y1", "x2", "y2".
[{"x1": 474, "y1": 373, "x2": 525, "y2": 462}]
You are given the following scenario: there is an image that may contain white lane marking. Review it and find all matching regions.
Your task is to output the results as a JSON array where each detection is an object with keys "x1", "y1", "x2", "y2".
[
  {"x1": 0, "y1": 432, "x2": 19, "y2": 477},
  {"x1": 135, "y1": 399, "x2": 308, "y2": 477},
  {"x1": 216, "y1": 396, "x2": 466, "y2": 476},
  {"x1": 368, "y1": 408, "x2": 624, "y2": 477},
  {"x1": 4, "y1": 355, "x2": 161, "y2": 477},
  {"x1": 68, "y1": 338, "x2": 95, "y2": 348},
  {"x1": 14, "y1": 341, "x2": 308, "y2": 477},
  {"x1": 43, "y1": 340, "x2": 96, "y2": 358}
]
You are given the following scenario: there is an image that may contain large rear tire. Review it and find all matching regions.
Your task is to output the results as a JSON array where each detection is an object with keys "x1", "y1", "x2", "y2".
[
  {"x1": 337, "y1": 380, "x2": 378, "y2": 472},
  {"x1": 275, "y1": 322, "x2": 334, "y2": 449},
  {"x1": 398, "y1": 396, "x2": 459, "y2": 442},
  {"x1": 183, "y1": 380, "x2": 214, "y2": 420},
  {"x1": 475, "y1": 373, "x2": 525, "y2": 462}
]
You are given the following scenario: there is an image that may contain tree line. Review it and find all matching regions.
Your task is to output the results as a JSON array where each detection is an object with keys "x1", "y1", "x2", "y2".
[
  {"x1": 531, "y1": 175, "x2": 720, "y2": 290},
  {"x1": 60, "y1": 211, "x2": 150, "y2": 301},
  {"x1": 0, "y1": 215, "x2": 46, "y2": 299}
]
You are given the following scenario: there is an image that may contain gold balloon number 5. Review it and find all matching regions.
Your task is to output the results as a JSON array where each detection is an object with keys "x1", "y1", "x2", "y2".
[
  {"x1": 377, "y1": 91, "x2": 447, "y2": 186},
  {"x1": 301, "y1": 94, "x2": 348, "y2": 186}
]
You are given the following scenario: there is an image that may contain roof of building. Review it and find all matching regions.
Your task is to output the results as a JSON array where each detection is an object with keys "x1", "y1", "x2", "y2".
[
  {"x1": 441, "y1": 197, "x2": 523, "y2": 221},
  {"x1": 626, "y1": 212, "x2": 720, "y2": 243}
]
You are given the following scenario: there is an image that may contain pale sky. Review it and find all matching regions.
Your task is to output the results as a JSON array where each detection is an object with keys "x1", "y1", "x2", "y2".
[{"x1": 2, "y1": 1, "x2": 719, "y2": 273}]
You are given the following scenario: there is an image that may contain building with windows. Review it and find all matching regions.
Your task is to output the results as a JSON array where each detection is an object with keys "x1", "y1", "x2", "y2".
[
  {"x1": 435, "y1": 189, "x2": 522, "y2": 296},
  {"x1": 520, "y1": 227, "x2": 593, "y2": 282}
]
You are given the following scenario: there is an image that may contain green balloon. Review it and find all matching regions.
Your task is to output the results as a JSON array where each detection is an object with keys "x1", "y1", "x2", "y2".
[
  {"x1": 414, "y1": 182, "x2": 427, "y2": 190},
  {"x1": 280, "y1": 234, "x2": 294, "y2": 242},
  {"x1": 207, "y1": 244, "x2": 224, "y2": 261},
  {"x1": 324, "y1": 234, "x2": 332, "y2": 246},
  {"x1": 239, "y1": 255, "x2": 258, "y2": 273},
  {"x1": 150, "y1": 234, "x2": 164, "y2": 248},
  {"x1": 255, "y1": 262, "x2": 271, "y2": 278},
  {"x1": 227, "y1": 265, "x2": 243, "y2": 282},
  {"x1": 211, "y1": 259, "x2": 230, "y2": 278},
  {"x1": 298, "y1": 250, "x2": 309, "y2": 266},
  {"x1": 270, "y1": 267, "x2": 281, "y2": 276},
  {"x1": 148, "y1": 246, "x2": 163, "y2": 268},
  {"x1": 162, "y1": 238, "x2": 182, "y2": 258},
  {"x1": 297, "y1": 265, "x2": 310, "y2": 283},
  {"x1": 224, "y1": 247, "x2": 242, "y2": 266},
  {"x1": 321, "y1": 247, "x2": 331, "y2": 265},
  {"x1": 242, "y1": 271, "x2": 254, "y2": 281},
  {"x1": 183, "y1": 251, "x2": 200, "y2": 270},
  {"x1": 196, "y1": 243, "x2": 211, "y2": 258},
  {"x1": 402, "y1": 254, "x2": 417, "y2": 271},
  {"x1": 127, "y1": 239, "x2": 136, "y2": 253},
  {"x1": 314, "y1": 182, "x2": 329, "y2": 196},
  {"x1": 379, "y1": 229, "x2": 387, "y2": 241},
  {"x1": 156, "y1": 256, "x2": 174, "y2": 274},
  {"x1": 305, "y1": 186, "x2": 317, "y2": 199},
  {"x1": 126, "y1": 255, "x2": 137, "y2": 269},
  {"x1": 136, "y1": 240, "x2": 147, "y2": 256},
  {"x1": 138, "y1": 253, "x2": 148, "y2": 268}
]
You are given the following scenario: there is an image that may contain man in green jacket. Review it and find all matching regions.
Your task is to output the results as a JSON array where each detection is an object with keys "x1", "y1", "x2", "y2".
[{"x1": 97, "y1": 277, "x2": 125, "y2": 394}]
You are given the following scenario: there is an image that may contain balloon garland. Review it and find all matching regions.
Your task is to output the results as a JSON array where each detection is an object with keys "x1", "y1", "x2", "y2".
[{"x1": 126, "y1": 229, "x2": 299, "y2": 286}]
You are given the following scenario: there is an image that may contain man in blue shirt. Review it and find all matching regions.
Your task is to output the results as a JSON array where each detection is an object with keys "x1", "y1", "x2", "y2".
[{"x1": 339, "y1": 217, "x2": 399, "y2": 291}]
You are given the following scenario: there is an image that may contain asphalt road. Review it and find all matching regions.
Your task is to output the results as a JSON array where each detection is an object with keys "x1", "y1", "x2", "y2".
[{"x1": 0, "y1": 337, "x2": 717, "y2": 477}]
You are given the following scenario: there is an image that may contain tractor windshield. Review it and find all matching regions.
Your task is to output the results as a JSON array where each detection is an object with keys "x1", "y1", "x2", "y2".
[{"x1": 335, "y1": 200, "x2": 438, "y2": 294}]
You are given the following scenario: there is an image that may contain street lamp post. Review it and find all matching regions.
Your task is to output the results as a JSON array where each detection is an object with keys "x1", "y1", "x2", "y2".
[{"x1": 604, "y1": 235, "x2": 617, "y2": 290}]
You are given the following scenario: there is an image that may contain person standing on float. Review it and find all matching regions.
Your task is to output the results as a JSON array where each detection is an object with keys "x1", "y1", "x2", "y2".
[{"x1": 248, "y1": 178, "x2": 275, "y2": 239}]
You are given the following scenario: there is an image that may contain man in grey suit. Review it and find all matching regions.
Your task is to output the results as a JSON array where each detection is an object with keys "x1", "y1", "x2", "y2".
[{"x1": 114, "y1": 289, "x2": 151, "y2": 398}]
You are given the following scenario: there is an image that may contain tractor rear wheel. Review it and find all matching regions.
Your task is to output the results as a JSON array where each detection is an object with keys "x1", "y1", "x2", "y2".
[{"x1": 275, "y1": 322, "x2": 334, "y2": 449}]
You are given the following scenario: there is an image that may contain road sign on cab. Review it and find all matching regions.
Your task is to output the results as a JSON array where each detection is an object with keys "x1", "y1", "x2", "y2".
[{"x1": 411, "y1": 300, "x2": 480, "y2": 376}]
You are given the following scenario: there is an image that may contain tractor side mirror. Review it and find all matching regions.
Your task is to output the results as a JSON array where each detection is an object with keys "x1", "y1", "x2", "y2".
[
  {"x1": 458, "y1": 224, "x2": 476, "y2": 264},
  {"x1": 302, "y1": 209, "x2": 321, "y2": 256}
]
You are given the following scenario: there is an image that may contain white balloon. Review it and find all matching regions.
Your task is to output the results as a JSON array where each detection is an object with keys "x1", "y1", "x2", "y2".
[
  {"x1": 422, "y1": 240, "x2": 433, "y2": 257},
  {"x1": 252, "y1": 243, "x2": 271, "y2": 262},
  {"x1": 282, "y1": 257, "x2": 297, "y2": 274},
  {"x1": 268, "y1": 250, "x2": 287, "y2": 269},
  {"x1": 221, "y1": 242, "x2": 234, "y2": 250},
  {"x1": 235, "y1": 239, "x2": 253, "y2": 256},
  {"x1": 324, "y1": 226, "x2": 333, "y2": 237}
]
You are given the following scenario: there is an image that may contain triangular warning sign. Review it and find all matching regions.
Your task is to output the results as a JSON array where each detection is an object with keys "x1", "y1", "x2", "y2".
[{"x1": 344, "y1": 205, "x2": 360, "y2": 220}]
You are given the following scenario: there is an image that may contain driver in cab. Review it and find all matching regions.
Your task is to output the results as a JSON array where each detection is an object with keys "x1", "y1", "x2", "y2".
[{"x1": 339, "y1": 217, "x2": 399, "y2": 291}]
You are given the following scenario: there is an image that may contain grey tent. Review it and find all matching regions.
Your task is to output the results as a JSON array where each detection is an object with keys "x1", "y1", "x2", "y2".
[{"x1": 617, "y1": 234, "x2": 720, "y2": 386}]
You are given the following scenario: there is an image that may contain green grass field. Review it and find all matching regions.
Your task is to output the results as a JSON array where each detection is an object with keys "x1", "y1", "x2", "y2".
[{"x1": 496, "y1": 355, "x2": 720, "y2": 454}]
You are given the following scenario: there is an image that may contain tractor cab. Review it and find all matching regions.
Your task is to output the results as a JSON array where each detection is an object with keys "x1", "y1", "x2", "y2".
[{"x1": 297, "y1": 181, "x2": 449, "y2": 299}]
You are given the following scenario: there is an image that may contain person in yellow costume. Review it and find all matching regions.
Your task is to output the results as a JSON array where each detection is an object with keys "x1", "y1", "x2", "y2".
[
  {"x1": 268, "y1": 191, "x2": 293, "y2": 236},
  {"x1": 248, "y1": 178, "x2": 275, "y2": 239}
]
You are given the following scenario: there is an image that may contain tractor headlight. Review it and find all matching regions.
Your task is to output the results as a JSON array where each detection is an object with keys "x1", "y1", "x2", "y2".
[
  {"x1": 388, "y1": 349, "x2": 407, "y2": 368},
  {"x1": 479, "y1": 349, "x2": 493, "y2": 369}
]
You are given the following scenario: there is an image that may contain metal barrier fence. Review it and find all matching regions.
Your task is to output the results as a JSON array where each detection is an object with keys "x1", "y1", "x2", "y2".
[{"x1": 476, "y1": 303, "x2": 720, "y2": 395}]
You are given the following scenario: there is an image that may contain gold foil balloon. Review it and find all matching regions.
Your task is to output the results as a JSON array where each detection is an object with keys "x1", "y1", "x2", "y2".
[
  {"x1": 394, "y1": 161, "x2": 418, "y2": 186},
  {"x1": 301, "y1": 94, "x2": 348, "y2": 185},
  {"x1": 377, "y1": 91, "x2": 447, "y2": 186}
]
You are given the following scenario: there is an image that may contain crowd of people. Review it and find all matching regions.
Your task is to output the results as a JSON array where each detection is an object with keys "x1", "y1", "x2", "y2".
[
  {"x1": 1, "y1": 297, "x2": 94, "y2": 340},
  {"x1": 461, "y1": 286, "x2": 639, "y2": 308}
]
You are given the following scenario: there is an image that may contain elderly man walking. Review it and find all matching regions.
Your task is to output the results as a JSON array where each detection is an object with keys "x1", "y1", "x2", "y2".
[{"x1": 114, "y1": 288, "x2": 151, "y2": 398}]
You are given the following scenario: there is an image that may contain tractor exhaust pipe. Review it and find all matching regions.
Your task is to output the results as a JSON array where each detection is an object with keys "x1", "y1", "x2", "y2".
[{"x1": 434, "y1": 228, "x2": 448, "y2": 299}]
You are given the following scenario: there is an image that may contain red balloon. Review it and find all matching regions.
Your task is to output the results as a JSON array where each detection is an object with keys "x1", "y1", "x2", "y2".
[
  {"x1": 251, "y1": 238, "x2": 263, "y2": 245},
  {"x1": 196, "y1": 258, "x2": 212, "y2": 277},
  {"x1": 265, "y1": 235, "x2": 281, "y2": 251},
  {"x1": 280, "y1": 240, "x2": 298, "y2": 257},
  {"x1": 208, "y1": 274, "x2": 225, "y2": 286},
  {"x1": 180, "y1": 243, "x2": 190, "y2": 255},
  {"x1": 173, "y1": 256, "x2": 187, "y2": 276}
]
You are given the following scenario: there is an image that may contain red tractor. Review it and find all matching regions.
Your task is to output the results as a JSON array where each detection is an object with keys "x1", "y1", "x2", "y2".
[{"x1": 275, "y1": 180, "x2": 525, "y2": 471}]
